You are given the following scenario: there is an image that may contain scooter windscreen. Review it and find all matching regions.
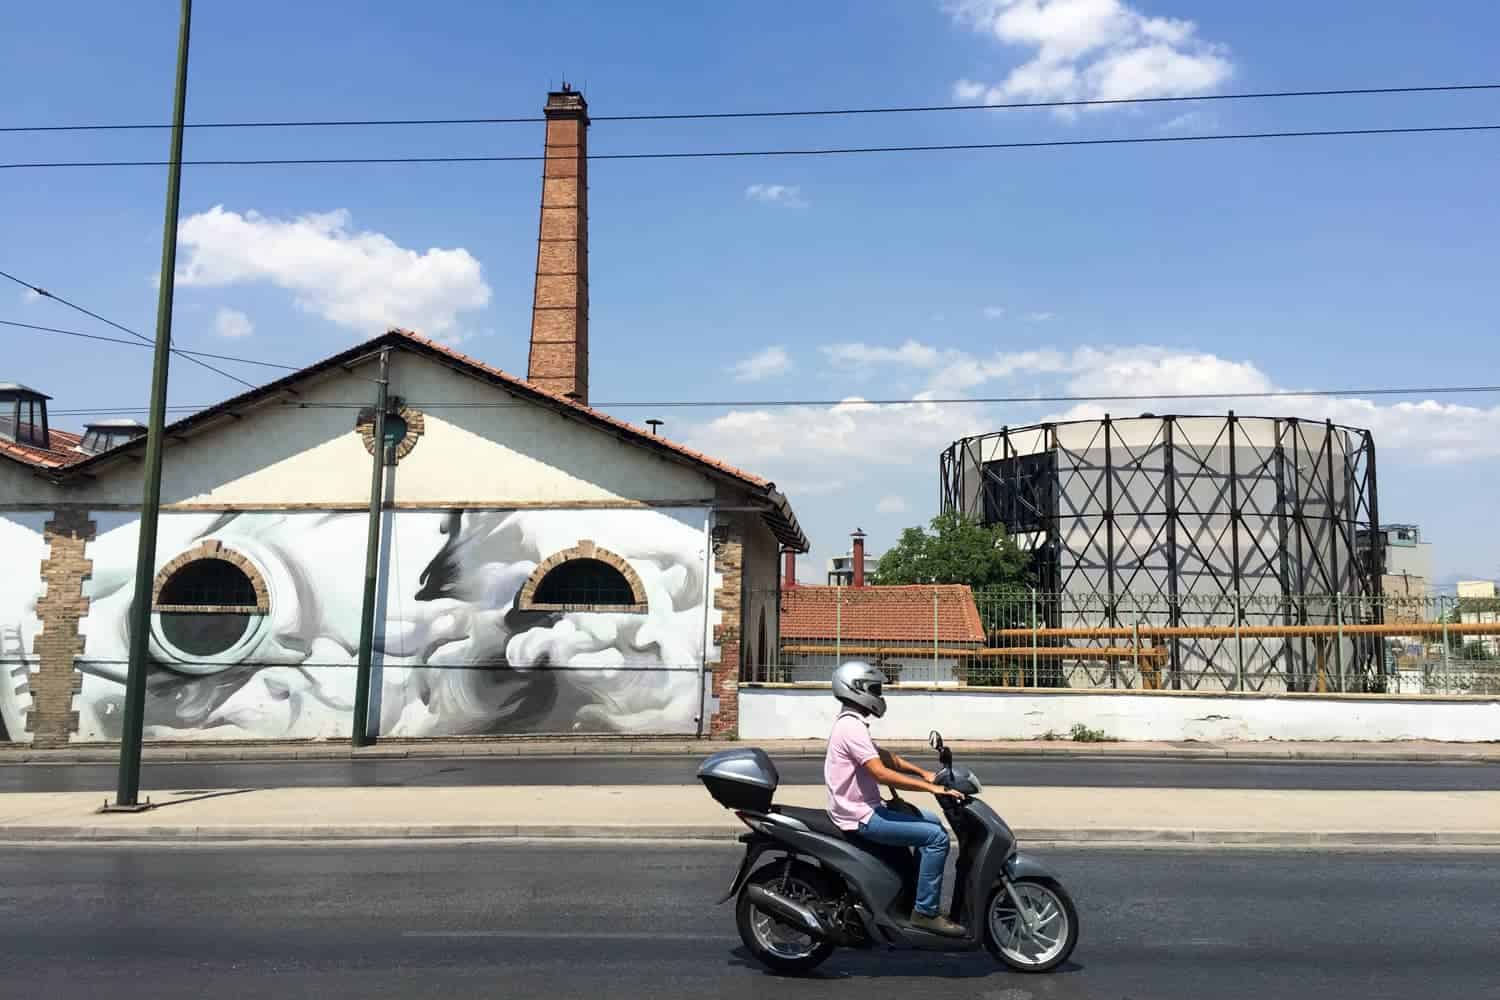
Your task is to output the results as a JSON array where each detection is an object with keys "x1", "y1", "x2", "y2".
[{"x1": 941, "y1": 765, "x2": 983, "y2": 794}]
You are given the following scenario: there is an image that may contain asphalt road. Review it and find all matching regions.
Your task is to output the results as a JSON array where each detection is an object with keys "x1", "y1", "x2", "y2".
[
  {"x1": 4, "y1": 754, "x2": 1498, "y2": 792},
  {"x1": 2, "y1": 843, "x2": 1496, "y2": 1000}
]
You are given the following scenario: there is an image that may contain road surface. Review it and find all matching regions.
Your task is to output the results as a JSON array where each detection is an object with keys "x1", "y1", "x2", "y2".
[
  {"x1": 2, "y1": 843, "x2": 1496, "y2": 999},
  {"x1": 3, "y1": 753, "x2": 1497, "y2": 792}
]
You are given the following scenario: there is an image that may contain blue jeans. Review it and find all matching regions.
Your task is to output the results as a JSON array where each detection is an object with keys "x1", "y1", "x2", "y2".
[{"x1": 858, "y1": 805, "x2": 949, "y2": 917}]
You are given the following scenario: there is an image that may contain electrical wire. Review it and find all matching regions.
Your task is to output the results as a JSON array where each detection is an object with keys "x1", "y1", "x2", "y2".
[
  {"x1": 4, "y1": 82, "x2": 1498, "y2": 132},
  {"x1": 38, "y1": 383, "x2": 1500, "y2": 419},
  {"x1": 0, "y1": 268, "x2": 258, "y2": 389},
  {"x1": 0, "y1": 318, "x2": 304, "y2": 371},
  {"x1": 3, "y1": 123, "x2": 1499, "y2": 170}
]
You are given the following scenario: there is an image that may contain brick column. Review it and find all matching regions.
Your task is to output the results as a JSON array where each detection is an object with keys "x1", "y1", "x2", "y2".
[
  {"x1": 28, "y1": 508, "x2": 94, "y2": 748},
  {"x1": 709, "y1": 515, "x2": 745, "y2": 738}
]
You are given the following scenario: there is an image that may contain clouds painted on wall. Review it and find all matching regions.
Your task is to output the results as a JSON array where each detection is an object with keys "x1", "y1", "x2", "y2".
[{"x1": 0, "y1": 508, "x2": 717, "y2": 743}]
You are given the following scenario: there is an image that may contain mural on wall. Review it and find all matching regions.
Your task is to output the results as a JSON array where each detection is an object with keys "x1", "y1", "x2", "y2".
[
  {"x1": 0, "y1": 507, "x2": 718, "y2": 742},
  {"x1": 0, "y1": 513, "x2": 50, "y2": 742}
]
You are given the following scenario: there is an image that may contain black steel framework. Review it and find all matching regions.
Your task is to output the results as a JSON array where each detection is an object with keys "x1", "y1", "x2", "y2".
[{"x1": 940, "y1": 413, "x2": 1385, "y2": 692}]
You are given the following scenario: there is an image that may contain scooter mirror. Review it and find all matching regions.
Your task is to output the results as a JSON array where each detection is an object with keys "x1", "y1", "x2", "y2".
[{"x1": 928, "y1": 730, "x2": 944, "y2": 750}]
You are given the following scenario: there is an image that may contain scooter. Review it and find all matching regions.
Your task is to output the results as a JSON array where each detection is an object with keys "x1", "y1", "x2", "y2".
[{"x1": 697, "y1": 730, "x2": 1079, "y2": 974}]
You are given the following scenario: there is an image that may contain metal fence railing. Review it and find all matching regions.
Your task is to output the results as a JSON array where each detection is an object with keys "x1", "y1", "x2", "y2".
[{"x1": 752, "y1": 587, "x2": 1500, "y2": 696}]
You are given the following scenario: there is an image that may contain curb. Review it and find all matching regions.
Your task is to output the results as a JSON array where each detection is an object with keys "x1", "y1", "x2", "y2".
[
  {"x1": 4, "y1": 745, "x2": 1498, "y2": 765},
  {"x1": 3, "y1": 825, "x2": 1497, "y2": 848}
]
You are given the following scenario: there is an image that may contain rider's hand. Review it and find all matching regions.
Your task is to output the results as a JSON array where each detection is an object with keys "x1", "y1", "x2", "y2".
[{"x1": 932, "y1": 784, "x2": 964, "y2": 799}]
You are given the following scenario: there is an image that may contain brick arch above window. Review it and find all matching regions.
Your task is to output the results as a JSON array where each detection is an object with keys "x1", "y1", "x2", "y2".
[
  {"x1": 516, "y1": 540, "x2": 650, "y2": 613},
  {"x1": 354, "y1": 404, "x2": 426, "y2": 462},
  {"x1": 151, "y1": 540, "x2": 270, "y2": 613}
]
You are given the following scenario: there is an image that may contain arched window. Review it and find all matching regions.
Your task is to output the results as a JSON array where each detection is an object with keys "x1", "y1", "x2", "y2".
[
  {"x1": 534, "y1": 558, "x2": 635, "y2": 607},
  {"x1": 152, "y1": 542, "x2": 269, "y2": 661},
  {"x1": 517, "y1": 541, "x2": 649, "y2": 613}
]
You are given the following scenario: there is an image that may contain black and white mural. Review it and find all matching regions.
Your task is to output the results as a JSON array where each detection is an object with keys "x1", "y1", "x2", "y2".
[
  {"x1": 0, "y1": 512, "x2": 49, "y2": 742},
  {"x1": 0, "y1": 507, "x2": 719, "y2": 742}
]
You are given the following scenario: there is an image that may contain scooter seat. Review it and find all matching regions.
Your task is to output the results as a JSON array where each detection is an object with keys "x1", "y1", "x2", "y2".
[{"x1": 772, "y1": 804, "x2": 849, "y2": 840}]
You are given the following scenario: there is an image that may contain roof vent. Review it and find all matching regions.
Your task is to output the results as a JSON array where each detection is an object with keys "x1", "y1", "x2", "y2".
[
  {"x1": 76, "y1": 418, "x2": 148, "y2": 456},
  {"x1": 0, "y1": 382, "x2": 51, "y2": 449}
]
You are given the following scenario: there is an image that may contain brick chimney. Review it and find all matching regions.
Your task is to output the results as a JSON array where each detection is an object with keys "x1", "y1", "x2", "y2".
[
  {"x1": 851, "y1": 529, "x2": 866, "y2": 587},
  {"x1": 782, "y1": 548, "x2": 797, "y2": 589},
  {"x1": 528, "y1": 85, "x2": 590, "y2": 403}
]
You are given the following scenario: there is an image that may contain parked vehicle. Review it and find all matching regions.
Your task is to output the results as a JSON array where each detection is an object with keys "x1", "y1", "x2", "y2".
[{"x1": 697, "y1": 730, "x2": 1079, "y2": 974}]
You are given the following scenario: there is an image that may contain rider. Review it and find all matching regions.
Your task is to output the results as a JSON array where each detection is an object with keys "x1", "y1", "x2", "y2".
[{"x1": 825, "y1": 660, "x2": 967, "y2": 938}]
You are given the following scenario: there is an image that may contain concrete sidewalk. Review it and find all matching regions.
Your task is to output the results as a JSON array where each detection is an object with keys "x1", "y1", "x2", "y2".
[
  {"x1": 3, "y1": 737, "x2": 1498, "y2": 765},
  {"x1": 4, "y1": 783, "x2": 1499, "y2": 848}
]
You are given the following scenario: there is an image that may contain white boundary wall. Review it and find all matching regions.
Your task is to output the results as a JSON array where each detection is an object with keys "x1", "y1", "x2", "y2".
[{"x1": 740, "y1": 686, "x2": 1500, "y2": 743}]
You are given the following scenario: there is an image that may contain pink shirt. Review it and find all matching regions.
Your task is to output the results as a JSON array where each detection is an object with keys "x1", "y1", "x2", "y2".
[{"x1": 825, "y1": 710, "x2": 882, "y2": 830}]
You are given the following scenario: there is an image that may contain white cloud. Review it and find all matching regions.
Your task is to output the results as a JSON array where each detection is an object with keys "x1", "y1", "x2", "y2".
[
  {"x1": 983, "y1": 306, "x2": 1007, "y2": 319},
  {"x1": 876, "y1": 495, "x2": 909, "y2": 514},
  {"x1": 1157, "y1": 110, "x2": 1214, "y2": 132},
  {"x1": 691, "y1": 339, "x2": 1500, "y2": 510},
  {"x1": 683, "y1": 393, "x2": 985, "y2": 499},
  {"x1": 213, "y1": 307, "x2": 254, "y2": 339},
  {"x1": 20, "y1": 288, "x2": 41, "y2": 305},
  {"x1": 176, "y1": 206, "x2": 491, "y2": 339},
  {"x1": 1027, "y1": 311, "x2": 1056, "y2": 321},
  {"x1": 822, "y1": 340, "x2": 945, "y2": 369},
  {"x1": 949, "y1": 0, "x2": 1232, "y2": 112},
  {"x1": 745, "y1": 184, "x2": 808, "y2": 208},
  {"x1": 731, "y1": 345, "x2": 793, "y2": 382}
]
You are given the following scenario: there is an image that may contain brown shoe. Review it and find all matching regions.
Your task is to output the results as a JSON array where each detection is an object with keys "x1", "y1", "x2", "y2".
[{"x1": 910, "y1": 911, "x2": 967, "y2": 938}]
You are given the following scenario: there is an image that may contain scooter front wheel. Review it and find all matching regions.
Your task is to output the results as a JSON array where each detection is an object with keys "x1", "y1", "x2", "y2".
[{"x1": 983, "y1": 877, "x2": 1079, "y2": 973}]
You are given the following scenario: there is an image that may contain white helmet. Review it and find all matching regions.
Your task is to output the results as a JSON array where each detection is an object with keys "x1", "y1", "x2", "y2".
[{"x1": 832, "y1": 661, "x2": 887, "y2": 718}]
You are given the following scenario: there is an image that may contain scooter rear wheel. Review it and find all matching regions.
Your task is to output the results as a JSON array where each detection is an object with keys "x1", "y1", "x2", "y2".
[
  {"x1": 983, "y1": 877, "x2": 1079, "y2": 973},
  {"x1": 735, "y1": 861, "x2": 836, "y2": 976}
]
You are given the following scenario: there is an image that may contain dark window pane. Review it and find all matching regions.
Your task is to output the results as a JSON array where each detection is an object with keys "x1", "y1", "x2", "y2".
[
  {"x1": 158, "y1": 558, "x2": 257, "y2": 607},
  {"x1": 533, "y1": 558, "x2": 637, "y2": 607},
  {"x1": 159, "y1": 611, "x2": 252, "y2": 657}
]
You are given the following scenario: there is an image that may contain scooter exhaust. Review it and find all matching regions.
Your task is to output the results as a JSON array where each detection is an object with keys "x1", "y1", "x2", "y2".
[{"x1": 742, "y1": 884, "x2": 827, "y2": 937}]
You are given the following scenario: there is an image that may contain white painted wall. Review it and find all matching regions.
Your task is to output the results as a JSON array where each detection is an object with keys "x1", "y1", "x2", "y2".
[
  {"x1": 0, "y1": 457, "x2": 64, "y2": 505},
  {"x1": 740, "y1": 686, "x2": 1500, "y2": 743},
  {"x1": 32, "y1": 349, "x2": 718, "y2": 508}
]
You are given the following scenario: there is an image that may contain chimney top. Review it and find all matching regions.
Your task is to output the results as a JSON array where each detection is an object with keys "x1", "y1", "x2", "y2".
[{"x1": 545, "y1": 86, "x2": 588, "y2": 118}]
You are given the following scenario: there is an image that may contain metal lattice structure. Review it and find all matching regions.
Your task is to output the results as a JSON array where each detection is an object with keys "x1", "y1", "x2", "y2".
[{"x1": 940, "y1": 414, "x2": 1385, "y2": 692}]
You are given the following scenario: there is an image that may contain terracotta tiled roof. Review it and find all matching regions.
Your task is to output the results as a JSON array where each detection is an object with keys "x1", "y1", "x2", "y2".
[
  {"x1": 780, "y1": 585, "x2": 986, "y2": 644},
  {"x1": 0, "y1": 428, "x2": 86, "y2": 469},
  {"x1": 24, "y1": 328, "x2": 807, "y2": 551}
]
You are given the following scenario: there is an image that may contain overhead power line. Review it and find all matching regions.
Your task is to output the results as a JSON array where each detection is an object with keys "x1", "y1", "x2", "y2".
[
  {"x1": 0, "y1": 318, "x2": 303, "y2": 371},
  {"x1": 3, "y1": 123, "x2": 1498, "y2": 171},
  {"x1": 39, "y1": 383, "x2": 1500, "y2": 420},
  {"x1": 0, "y1": 268, "x2": 257, "y2": 389},
  {"x1": 4, "y1": 82, "x2": 1499, "y2": 133}
]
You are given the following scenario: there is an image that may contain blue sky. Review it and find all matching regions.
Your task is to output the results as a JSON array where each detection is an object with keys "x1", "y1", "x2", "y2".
[{"x1": 4, "y1": 1, "x2": 1499, "y2": 585}]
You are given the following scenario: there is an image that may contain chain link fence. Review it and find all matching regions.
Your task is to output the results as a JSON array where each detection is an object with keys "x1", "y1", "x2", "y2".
[{"x1": 754, "y1": 586, "x2": 1500, "y2": 696}]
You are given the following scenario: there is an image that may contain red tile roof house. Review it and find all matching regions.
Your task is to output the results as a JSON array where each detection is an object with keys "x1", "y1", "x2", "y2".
[
  {"x1": 0, "y1": 87, "x2": 806, "y2": 749},
  {"x1": 770, "y1": 539, "x2": 987, "y2": 687}
]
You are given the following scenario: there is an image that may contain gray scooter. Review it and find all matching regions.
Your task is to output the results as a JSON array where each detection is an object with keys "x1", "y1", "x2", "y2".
[{"x1": 697, "y1": 730, "x2": 1079, "y2": 974}]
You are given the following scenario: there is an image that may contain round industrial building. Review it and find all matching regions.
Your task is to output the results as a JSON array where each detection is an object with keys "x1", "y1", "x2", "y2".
[{"x1": 940, "y1": 414, "x2": 1386, "y2": 694}]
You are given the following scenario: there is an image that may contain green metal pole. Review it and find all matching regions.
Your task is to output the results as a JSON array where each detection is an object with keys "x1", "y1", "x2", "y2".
[
  {"x1": 351, "y1": 348, "x2": 391, "y2": 747},
  {"x1": 110, "y1": 0, "x2": 193, "y2": 811}
]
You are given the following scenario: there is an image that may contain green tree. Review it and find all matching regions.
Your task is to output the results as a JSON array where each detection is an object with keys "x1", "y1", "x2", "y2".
[{"x1": 872, "y1": 511, "x2": 1029, "y2": 590}]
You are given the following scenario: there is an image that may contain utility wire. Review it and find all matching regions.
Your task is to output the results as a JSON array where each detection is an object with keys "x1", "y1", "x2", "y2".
[
  {"x1": 2, "y1": 314, "x2": 385, "y2": 385},
  {"x1": 0, "y1": 268, "x2": 257, "y2": 389},
  {"x1": 4, "y1": 123, "x2": 1497, "y2": 170},
  {"x1": 0, "y1": 319, "x2": 304, "y2": 371},
  {"x1": 39, "y1": 383, "x2": 1500, "y2": 418},
  {"x1": 5, "y1": 82, "x2": 1499, "y2": 132}
]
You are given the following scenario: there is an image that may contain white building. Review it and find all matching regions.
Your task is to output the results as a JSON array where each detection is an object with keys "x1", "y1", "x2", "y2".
[{"x1": 0, "y1": 87, "x2": 807, "y2": 749}]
